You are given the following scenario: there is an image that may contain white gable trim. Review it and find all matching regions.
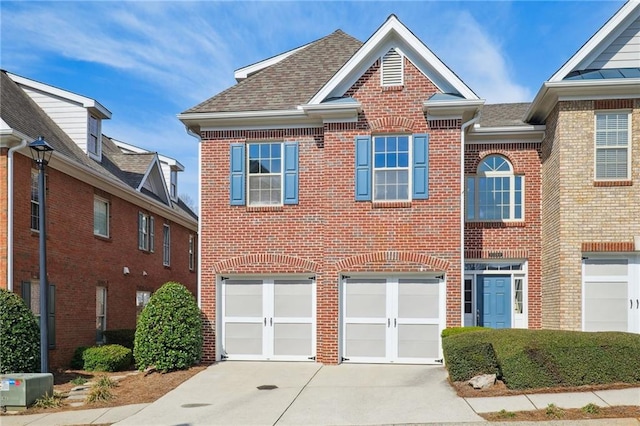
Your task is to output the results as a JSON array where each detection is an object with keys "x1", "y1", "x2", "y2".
[
  {"x1": 7, "y1": 72, "x2": 112, "y2": 119},
  {"x1": 309, "y1": 15, "x2": 478, "y2": 104},
  {"x1": 138, "y1": 155, "x2": 171, "y2": 205},
  {"x1": 550, "y1": 2, "x2": 640, "y2": 82}
]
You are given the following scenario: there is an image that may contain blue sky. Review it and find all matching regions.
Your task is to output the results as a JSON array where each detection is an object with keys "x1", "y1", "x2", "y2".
[{"x1": 1, "y1": 1, "x2": 625, "y2": 208}]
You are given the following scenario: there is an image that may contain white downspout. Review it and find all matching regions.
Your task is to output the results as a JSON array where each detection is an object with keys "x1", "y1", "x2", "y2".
[
  {"x1": 460, "y1": 112, "x2": 480, "y2": 326},
  {"x1": 7, "y1": 139, "x2": 28, "y2": 291}
]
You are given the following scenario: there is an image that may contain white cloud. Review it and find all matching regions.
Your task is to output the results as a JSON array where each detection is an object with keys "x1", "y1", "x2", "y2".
[{"x1": 436, "y1": 10, "x2": 532, "y2": 103}]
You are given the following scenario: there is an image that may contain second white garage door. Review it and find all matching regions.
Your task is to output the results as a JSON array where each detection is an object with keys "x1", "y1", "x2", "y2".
[
  {"x1": 221, "y1": 278, "x2": 315, "y2": 361},
  {"x1": 341, "y1": 277, "x2": 444, "y2": 364}
]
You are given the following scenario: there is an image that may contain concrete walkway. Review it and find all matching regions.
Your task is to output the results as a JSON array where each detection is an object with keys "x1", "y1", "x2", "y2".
[{"x1": 1, "y1": 362, "x2": 639, "y2": 425}]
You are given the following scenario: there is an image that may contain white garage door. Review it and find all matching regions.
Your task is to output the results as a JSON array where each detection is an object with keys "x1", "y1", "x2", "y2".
[
  {"x1": 583, "y1": 258, "x2": 640, "y2": 333},
  {"x1": 222, "y1": 278, "x2": 315, "y2": 361},
  {"x1": 341, "y1": 277, "x2": 444, "y2": 364}
]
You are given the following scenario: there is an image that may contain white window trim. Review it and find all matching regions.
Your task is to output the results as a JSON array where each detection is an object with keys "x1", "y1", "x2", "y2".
[
  {"x1": 593, "y1": 110, "x2": 631, "y2": 181},
  {"x1": 465, "y1": 156, "x2": 524, "y2": 222},
  {"x1": 93, "y1": 196, "x2": 110, "y2": 237},
  {"x1": 170, "y1": 170, "x2": 178, "y2": 200},
  {"x1": 30, "y1": 169, "x2": 40, "y2": 232},
  {"x1": 163, "y1": 224, "x2": 171, "y2": 267},
  {"x1": 96, "y1": 286, "x2": 107, "y2": 344},
  {"x1": 188, "y1": 234, "x2": 195, "y2": 271},
  {"x1": 138, "y1": 212, "x2": 155, "y2": 252},
  {"x1": 247, "y1": 142, "x2": 284, "y2": 207},
  {"x1": 372, "y1": 134, "x2": 413, "y2": 202}
]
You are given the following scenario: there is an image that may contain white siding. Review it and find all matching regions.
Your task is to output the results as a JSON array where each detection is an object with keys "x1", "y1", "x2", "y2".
[
  {"x1": 588, "y1": 17, "x2": 640, "y2": 69},
  {"x1": 21, "y1": 86, "x2": 89, "y2": 152}
]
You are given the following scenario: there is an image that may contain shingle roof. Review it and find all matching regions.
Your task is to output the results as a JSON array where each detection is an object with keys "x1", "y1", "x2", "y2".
[
  {"x1": 1, "y1": 70, "x2": 196, "y2": 220},
  {"x1": 479, "y1": 103, "x2": 531, "y2": 127},
  {"x1": 184, "y1": 30, "x2": 363, "y2": 114}
]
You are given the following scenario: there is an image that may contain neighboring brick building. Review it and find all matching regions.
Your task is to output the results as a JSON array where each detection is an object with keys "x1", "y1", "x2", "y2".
[{"x1": 1, "y1": 71, "x2": 198, "y2": 369}]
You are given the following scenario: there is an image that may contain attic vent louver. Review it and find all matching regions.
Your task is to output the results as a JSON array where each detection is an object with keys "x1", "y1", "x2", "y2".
[{"x1": 382, "y1": 48, "x2": 403, "y2": 86}]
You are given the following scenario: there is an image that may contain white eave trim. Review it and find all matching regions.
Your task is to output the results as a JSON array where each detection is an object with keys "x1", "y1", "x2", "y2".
[
  {"x1": 178, "y1": 109, "x2": 323, "y2": 131},
  {"x1": 467, "y1": 124, "x2": 545, "y2": 144},
  {"x1": 235, "y1": 43, "x2": 312, "y2": 81},
  {"x1": 526, "y1": 78, "x2": 640, "y2": 123},
  {"x1": 549, "y1": 2, "x2": 640, "y2": 82},
  {"x1": 423, "y1": 99, "x2": 485, "y2": 118},
  {"x1": 298, "y1": 101, "x2": 362, "y2": 121},
  {"x1": 7, "y1": 72, "x2": 112, "y2": 119},
  {"x1": 309, "y1": 15, "x2": 478, "y2": 105}
]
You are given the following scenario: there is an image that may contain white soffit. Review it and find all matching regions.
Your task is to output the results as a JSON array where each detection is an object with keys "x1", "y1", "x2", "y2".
[{"x1": 308, "y1": 15, "x2": 479, "y2": 105}]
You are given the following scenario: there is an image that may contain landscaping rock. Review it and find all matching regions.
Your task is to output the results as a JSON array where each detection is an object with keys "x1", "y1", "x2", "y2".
[{"x1": 469, "y1": 374, "x2": 496, "y2": 390}]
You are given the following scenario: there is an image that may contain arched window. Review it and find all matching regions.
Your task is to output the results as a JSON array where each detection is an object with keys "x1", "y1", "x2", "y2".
[{"x1": 466, "y1": 155, "x2": 523, "y2": 221}]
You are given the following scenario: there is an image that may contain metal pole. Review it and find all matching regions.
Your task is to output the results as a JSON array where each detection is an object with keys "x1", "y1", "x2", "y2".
[{"x1": 37, "y1": 160, "x2": 49, "y2": 373}]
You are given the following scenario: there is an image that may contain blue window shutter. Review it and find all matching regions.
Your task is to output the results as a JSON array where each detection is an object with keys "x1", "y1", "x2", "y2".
[
  {"x1": 355, "y1": 136, "x2": 372, "y2": 201},
  {"x1": 230, "y1": 144, "x2": 246, "y2": 205},
  {"x1": 284, "y1": 141, "x2": 299, "y2": 205},
  {"x1": 412, "y1": 134, "x2": 429, "y2": 199}
]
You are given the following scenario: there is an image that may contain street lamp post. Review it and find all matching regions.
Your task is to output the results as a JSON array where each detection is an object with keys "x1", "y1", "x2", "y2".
[{"x1": 29, "y1": 136, "x2": 54, "y2": 373}]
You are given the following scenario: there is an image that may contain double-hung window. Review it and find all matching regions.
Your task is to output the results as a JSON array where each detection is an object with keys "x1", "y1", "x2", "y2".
[
  {"x1": 88, "y1": 114, "x2": 101, "y2": 159},
  {"x1": 94, "y1": 196, "x2": 109, "y2": 237},
  {"x1": 229, "y1": 141, "x2": 299, "y2": 206},
  {"x1": 595, "y1": 112, "x2": 630, "y2": 180},
  {"x1": 96, "y1": 286, "x2": 106, "y2": 343},
  {"x1": 136, "y1": 290, "x2": 151, "y2": 318},
  {"x1": 355, "y1": 134, "x2": 429, "y2": 202},
  {"x1": 21, "y1": 280, "x2": 55, "y2": 348},
  {"x1": 138, "y1": 212, "x2": 155, "y2": 252},
  {"x1": 163, "y1": 224, "x2": 171, "y2": 266},
  {"x1": 466, "y1": 155, "x2": 523, "y2": 221}
]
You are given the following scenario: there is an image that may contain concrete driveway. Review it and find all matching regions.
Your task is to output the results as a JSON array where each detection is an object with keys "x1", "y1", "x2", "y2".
[{"x1": 114, "y1": 362, "x2": 484, "y2": 426}]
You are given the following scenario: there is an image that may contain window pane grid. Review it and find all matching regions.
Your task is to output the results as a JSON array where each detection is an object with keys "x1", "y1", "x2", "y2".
[
  {"x1": 466, "y1": 155, "x2": 523, "y2": 221},
  {"x1": 373, "y1": 136, "x2": 410, "y2": 201},
  {"x1": 31, "y1": 170, "x2": 40, "y2": 231},
  {"x1": 248, "y1": 143, "x2": 282, "y2": 205}
]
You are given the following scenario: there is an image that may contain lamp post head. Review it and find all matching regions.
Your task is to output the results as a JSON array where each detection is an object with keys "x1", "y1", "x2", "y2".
[{"x1": 29, "y1": 136, "x2": 54, "y2": 166}]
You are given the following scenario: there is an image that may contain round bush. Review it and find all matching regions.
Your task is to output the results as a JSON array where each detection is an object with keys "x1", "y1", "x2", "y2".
[
  {"x1": 134, "y1": 282, "x2": 202, "y2": 372},
  {"x1": 0, "y1": 288, "x2": 40, "y2": 373},
  {"x1": 82, "y1": 344, "x2": 132, "y2": 372}
]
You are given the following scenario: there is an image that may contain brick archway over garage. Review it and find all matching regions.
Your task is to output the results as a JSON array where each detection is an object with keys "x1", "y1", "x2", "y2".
[{"x1": 336, "y1": 251, "x2": 451, "y2": 272}]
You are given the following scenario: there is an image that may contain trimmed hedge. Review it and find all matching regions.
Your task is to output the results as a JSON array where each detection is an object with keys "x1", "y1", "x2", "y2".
[
  {"x1": 441, "y1": 326, "x2": 486, "y2": 338},
  {"x1": 81, "y1": 345, "x2": 132, "y2": 372},
  {"x1": 0, "y1": 289, "x2": 40, "y2": 373},
  {"x1": 134, "y1": 282, "x2": 203, "y2": 372},
  {"x1": 442, "y1": 328, "x2": 640, "y2": 389},
  {"x1": 442, "y1": 329, "x2": 499, "y2": 381},
  {"x1": 104, "y1": 329, "x2": 136, "y2": 349}
]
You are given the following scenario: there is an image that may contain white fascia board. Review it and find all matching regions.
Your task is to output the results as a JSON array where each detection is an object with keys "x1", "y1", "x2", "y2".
[
  {"x1": 234, "y1": 43, "x2": 311, "y2": 81},
  {"x1": 549, "y1": 2, "x2": 640, "y2": 82},
  {"x1": 0, "y1": 127, "x2": 32, "y2": 148},
  {"x1": 526, "y1": 79, "x2": 640, "y2": 123},
  {"x1": 467, "y1": 125, "x2": 545, "y2": 144},
  {"x1": 424, "y1": 99, "x2": 485, "y2": 118},
  {"x1": 309, "y1": 15, "x2": 478, "y2": 105},
  {"x1": 16, "y1": 148, "x2": 196, "y2": 230},
  {"x1": 158, "y1": 154, "x2": 185, "y2": 171},
  {"x1": 178, "y1": 109, "x2": 322, "y2": 131},
  {"x1": 7, "y1": 72, "x2": 112, "y2": 119},
  {"x1": 299, "y1": 101, "x2": 362, "y2": 121},
  {"x1": 112, "y1": 139, "x2": 150, "y2": 154}
]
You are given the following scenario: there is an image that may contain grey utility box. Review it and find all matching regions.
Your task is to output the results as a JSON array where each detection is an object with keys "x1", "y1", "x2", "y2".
[{"x1": 0, "y1": 373, "x2": 54, "y2": 411}]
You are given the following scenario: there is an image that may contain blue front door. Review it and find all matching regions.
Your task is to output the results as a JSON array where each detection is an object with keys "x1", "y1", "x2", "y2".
[{"x1": 477, "y1": 275, "x2": 511, "y2": 328}]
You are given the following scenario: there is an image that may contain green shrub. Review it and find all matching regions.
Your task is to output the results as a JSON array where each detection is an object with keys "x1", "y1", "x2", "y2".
[
  {"x1": 104, "y1": 329, "x2": 136, "y2": 349},
  {"x1": 442, "y1": 332, "x2": 500, "y2": 381},
  {"x1": 441, "y1": 326, "x2": 486, "y2": 338},
  {"x1": 33, "y1": 392, "x2": 64, "y2": 408},
  {"x1": 443, "y1": 328, "x2": 640, "y2": 390},
  {"x1": 134, "y1": 282, "x2": 202, "y2": 372},
  {"x1": 82, "y1": 345, "x2": 132, "y2": 372},
  {"x1": 0, "y1": 289, "x2": 40, "y2": 373},
  {"x1": 70, "y1": 346, "x2": 89, "y2": 369}
]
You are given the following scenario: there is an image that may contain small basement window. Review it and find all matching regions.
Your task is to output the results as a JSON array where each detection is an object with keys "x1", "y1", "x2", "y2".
[{"x1": 381, "y1": 48, "x2": 403, "y2": 86}]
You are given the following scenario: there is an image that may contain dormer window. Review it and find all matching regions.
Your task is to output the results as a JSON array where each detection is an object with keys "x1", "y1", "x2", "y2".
[
  {"x1": 88, "y1": 114, "x2": 102, "y2": 160},
  {"x1": 170, "y1": 170, "x2": 178, "y2": 200},
  {"x1": 381, "y1": 48, "x2": 403, "y2": 86}
]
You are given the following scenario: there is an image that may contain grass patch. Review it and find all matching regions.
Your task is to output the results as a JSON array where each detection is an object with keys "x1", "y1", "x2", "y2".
[
  {"x1": 85, "y1": 375, "x2": 118, "y2": 403},
  {"x1": 33, "y1": 392, "x2": 64, "y2": 409},
  {"x1": 70, "y1": 376, "x2": 87, "y2": 386}
]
